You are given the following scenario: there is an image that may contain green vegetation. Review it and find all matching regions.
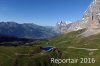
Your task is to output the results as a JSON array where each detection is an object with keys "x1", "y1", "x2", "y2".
[
  {"x1": 0, "y1": 44, "x2": 60, "y2": 66},
  {"x1": 0, "y1": 29, "x2": 100, "y2": 66},
  {"x1": 48, "y1": 29, "x2": 100, "y2": 66}
]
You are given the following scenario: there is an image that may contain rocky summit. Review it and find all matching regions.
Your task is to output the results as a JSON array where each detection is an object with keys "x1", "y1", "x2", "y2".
[{"x1": 55, "y1": 0, "x2": 100, "y2": 36}]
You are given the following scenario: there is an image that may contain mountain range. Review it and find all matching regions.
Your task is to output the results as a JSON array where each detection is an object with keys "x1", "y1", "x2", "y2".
[
  {"x1": 1, "y1": 0, "x2": 100, "y2": 39},
  {"x1": 0, "y1": 22, "x2": 57, "y2": 39}
]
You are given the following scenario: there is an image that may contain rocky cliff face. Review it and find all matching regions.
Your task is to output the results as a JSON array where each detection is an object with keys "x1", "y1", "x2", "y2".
[
  {"x1": 80, "y1": 0, "x2": 100, "y2": 36},
  {"x1": 55, "y1": 0, "x2": 100, "y2": 36}
]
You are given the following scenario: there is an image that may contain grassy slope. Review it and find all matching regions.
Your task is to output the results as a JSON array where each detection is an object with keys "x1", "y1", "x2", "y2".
[
  {"x1": 49, "y1": 30, "x2": 100, "y2": 66},
  {"x1": 0, "y1": 46, "x2": 35, "y2": 66},
  {"x1": 0, "y1": 29, "x2": 100, "y2": 66},
  {"x1": 0, "y1": 43, "x2": 58, "y2": 66}
]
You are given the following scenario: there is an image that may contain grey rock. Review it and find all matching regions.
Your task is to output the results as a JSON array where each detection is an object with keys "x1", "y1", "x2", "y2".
[{"x1": 55, "y1": 0, "x2": 100, "y2": 37}]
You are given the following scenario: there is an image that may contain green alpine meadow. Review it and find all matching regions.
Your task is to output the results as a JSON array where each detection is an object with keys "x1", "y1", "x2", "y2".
[{"x1": 0, "y1": 29, "x2": 100, "y2": 66}]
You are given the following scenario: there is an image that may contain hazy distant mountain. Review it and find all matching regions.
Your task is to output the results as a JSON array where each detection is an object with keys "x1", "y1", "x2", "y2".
[{"x1": 0, "y1": 22, "x2": 57, "y2": 39}]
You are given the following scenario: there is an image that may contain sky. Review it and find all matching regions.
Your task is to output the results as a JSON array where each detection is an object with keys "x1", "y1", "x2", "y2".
[{"x1": 0, "y1": 0, "x2": 92, "y2": 26}]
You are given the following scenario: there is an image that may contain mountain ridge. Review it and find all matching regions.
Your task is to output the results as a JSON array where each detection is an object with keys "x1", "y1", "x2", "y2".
[
  {"x1": 0, "y1": 22, "x2": 58, "y2": 39},
  {"x1": 55, "y1": 0, "x2": 100, "y2": 36}
]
